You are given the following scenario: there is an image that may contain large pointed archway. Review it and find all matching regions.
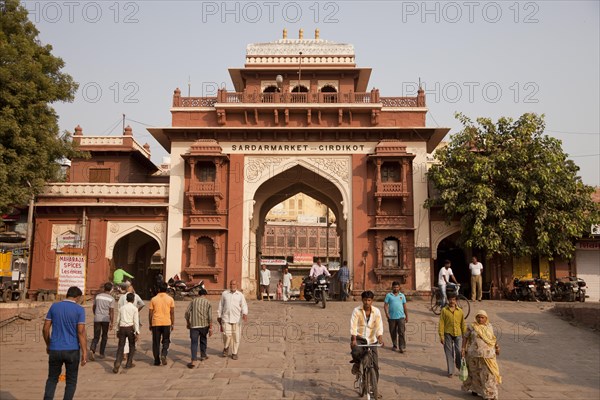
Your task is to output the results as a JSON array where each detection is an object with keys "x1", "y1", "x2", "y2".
[{"x1": 242, "y1": 156, "x2": 352, "y2": 296}]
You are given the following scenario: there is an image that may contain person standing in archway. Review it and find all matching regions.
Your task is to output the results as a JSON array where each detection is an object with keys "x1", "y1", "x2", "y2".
[
  {"x1": 259, "y1": 264, "x2": 271, "y2": 301},
  {"x1": 469, "y1": 257, "x2": 484, "y2": 302}
]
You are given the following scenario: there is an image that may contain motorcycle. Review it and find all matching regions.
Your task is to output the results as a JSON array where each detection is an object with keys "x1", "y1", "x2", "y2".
[
  {"x1": 533, "y1": 277, "x2": 552, "y2": 302},
  {"x1": 509, "y1": 277, "x2": 536, "y2": 301},
  {"x1": 574, "y1": 277, "x2": 587, "y2": 302},
  {"x1": 167, "y1": 275, "x2": 205, "y2": 299},
  {"x1": 302, "y1": 274, "x2": 329, "y2": 309},
  {"x1": 553, "y1": 276, "x2": 586, "y2": 302}
]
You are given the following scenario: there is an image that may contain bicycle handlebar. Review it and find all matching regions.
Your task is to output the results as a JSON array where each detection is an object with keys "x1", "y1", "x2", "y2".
[{"x1": 356, "y1": 343, "x2": 383, "y2": 347}]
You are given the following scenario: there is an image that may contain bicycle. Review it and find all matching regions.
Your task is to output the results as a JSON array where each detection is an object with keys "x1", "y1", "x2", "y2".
[
  {"x1": 354, "y1": 343, "x2": 382, "y2": 400},
  {"x1": 430, "y1": 283, "x2": 471, "y2": 319}
]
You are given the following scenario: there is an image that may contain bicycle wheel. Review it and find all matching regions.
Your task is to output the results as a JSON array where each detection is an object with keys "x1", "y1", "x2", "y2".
[
  {"x1": 367, "y1": 367, "x2": 378, "y2": 400},
  {"x1": 431, "y1": 290, "x2": 441, "y2": 315},
  {"x1": 360, "y1": 368, "x2": 368, "y2": 397},
  {"x1": 457, "y1": 295, "x2": 470, "y2": 319}
]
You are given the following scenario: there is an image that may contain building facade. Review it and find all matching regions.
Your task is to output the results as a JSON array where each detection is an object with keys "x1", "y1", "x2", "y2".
[{"x1": 29, "y1": 31, "x2": 449, "y2": 298}]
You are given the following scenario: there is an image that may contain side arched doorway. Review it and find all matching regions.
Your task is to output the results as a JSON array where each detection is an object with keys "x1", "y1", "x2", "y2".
[{"x1": 112, "y1": 230, "x2": 161, "y2": 299}]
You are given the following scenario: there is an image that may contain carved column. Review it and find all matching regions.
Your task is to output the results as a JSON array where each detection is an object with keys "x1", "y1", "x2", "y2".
[
  {"x1": 189, "y1": 160, "x2": 196, "y2": 190},
  {"x1": 188, "y1": 233, "x2": 196, "y2": 268}
]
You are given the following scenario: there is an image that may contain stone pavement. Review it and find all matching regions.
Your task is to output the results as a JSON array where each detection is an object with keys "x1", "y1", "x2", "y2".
[{"x1": 1, "y1": 298, "x2": 599, "y2": 399}]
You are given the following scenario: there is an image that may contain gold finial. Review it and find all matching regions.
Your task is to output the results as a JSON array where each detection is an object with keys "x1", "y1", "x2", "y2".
[
  {"x1": 315, "y1": 28, "x2": 320, "y2": 39},
  {"x1": 299, "y1": 28, "x2": 304, "y2": 39},
  {"x1": 283, "y1": 28, "x2": 287, "y2": 39}
]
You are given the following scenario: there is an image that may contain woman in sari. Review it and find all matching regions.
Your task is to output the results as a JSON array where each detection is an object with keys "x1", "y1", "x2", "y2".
[{"x1": 461, "y1": 310, "x2": 502, "y2": 399}]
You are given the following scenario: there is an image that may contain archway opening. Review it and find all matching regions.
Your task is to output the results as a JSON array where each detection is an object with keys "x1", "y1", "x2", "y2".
[
  {"x1": 291, "y1": 85, "x2": 309, "y2": 93},
  {"x1": 112, "y1": 230, "x2": 160, "y2": 299},
  {"x1": 263, "y1": 85, "x2": 278, "y2": 93},
  {"x1": 435, "y1": 232, "x2": 468, "y2": 286},
  {"x1": 250, "y1": 164, "x2": 347, "y2": 300}
]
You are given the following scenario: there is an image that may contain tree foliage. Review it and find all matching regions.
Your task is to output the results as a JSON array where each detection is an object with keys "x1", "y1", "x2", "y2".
[
  {"x1": 0, "y1": 0, "x2": 81, "y2": 213},
  {"x1": 426, "y1": 112, "x2": 598, "y2": 260}
]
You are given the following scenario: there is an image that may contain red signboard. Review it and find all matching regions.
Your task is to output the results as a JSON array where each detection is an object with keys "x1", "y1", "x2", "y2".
[{"x1": 293, "y1": 253, "x2": 314, "y2": 263}]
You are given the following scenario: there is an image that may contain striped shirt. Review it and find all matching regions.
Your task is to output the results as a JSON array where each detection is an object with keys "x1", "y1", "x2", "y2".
[
  {"x1": 185, "y1": 297, "x2": 212, "y2": 329},
  {"x1": 438, "y1": 305, "x2": 467, "y2": 340},
  {"x1": 350, "y1": 305, "x2": 384, "y2": 345}
]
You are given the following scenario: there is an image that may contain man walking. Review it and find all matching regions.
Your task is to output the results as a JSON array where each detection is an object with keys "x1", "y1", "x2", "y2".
[
  {"x1": 438, "y1": 294, "x2": 467, "y2": 377},
  {"x1": 113, "y1": 293, "x2": 140, "y2": 373},
  {"x1": 469, "y1": 256, "x2": 484, "y2": 302},
  {"x1": 350, "y1": 291, "x2": 384, "y2": 379},
  {"x1": 43, "y1": 286, "x2": 87, "y2": 400},
  {"x1": 218, "y1": 280, "x2": 248, "y2": 360},
  {"x1": 89, "y1": 282, "x2": 115, "y2": 361},
  {"x1": 384, "y1": 281, "x2": 408, "y2": 353},
  {"x1": 148, "y1": 282, "x2": 175, "y2": 366},
  {"x1": 117, "y1": 285, "x2": 144, "y2": 364},
  {"x1": 259, "y1": 264, "x2": 271, "y2": 300},
  {"x1": 337, "y1": 261, "x2": 350, "y2": 301},
  {"x1": 438, "y1": 260, "x2": 458, "y2": 307},
  {"x1": 282, "y1": 267, "x2": 293, "y2": 302},
  {"x1": 185, "y1": 288, "x2": 213, "y2": 368}
]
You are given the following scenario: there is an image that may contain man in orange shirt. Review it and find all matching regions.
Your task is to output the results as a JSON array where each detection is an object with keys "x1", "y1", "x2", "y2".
[{"x1": 148, "y1": 282, "x2": 175, "y2": 366}]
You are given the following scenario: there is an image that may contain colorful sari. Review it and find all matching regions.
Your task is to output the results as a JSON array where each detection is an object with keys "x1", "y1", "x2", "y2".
[{"x1": 462, "y1": 321, "x2": 502, "y2": 399}]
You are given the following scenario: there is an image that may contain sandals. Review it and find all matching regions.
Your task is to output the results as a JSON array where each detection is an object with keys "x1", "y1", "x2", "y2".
[{"x1": 187, "y1": 362, "x2": 196, "y2": 369}]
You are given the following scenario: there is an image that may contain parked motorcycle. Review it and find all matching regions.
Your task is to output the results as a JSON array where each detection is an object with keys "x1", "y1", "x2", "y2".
[
  {"x1": 553, "y1": 276, "x2": 586, "y2": 302},
  {"x1": 167, "y1": 275, "x2": 204, "y2": 299},
  {"x1": 509, "y1": 277, "x2": 536, "y2": 301},
  {"x1": 573, "y1": 277, "x2": 587, "y2": 302},
  {"x1": 533, "y1": 277, "x2": 552, "y2": 302},
  {"x1": 302, "y1": 275, "x2": 329, "y2": 308}
]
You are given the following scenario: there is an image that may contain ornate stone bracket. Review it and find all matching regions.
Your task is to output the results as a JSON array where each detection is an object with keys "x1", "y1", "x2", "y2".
[
  {"x1": 373, "y1": 268, "x2": 409, "y2": 284},
  {"x1": 186, "y1": 266, "x2": 223, "y2": 282}
]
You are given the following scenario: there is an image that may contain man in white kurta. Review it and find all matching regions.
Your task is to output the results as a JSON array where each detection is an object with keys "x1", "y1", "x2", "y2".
[{"x1": 217, "y1": 280, "x2": 248, "y2": 360}]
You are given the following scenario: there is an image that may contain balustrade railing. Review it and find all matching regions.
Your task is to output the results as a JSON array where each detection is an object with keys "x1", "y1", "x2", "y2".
[
  {"x1": 174, "y1": 91, "x2": 423, "y2": 107},
  {"x1": 42, "y1": 183, "x2": 170, "y2": 198}
]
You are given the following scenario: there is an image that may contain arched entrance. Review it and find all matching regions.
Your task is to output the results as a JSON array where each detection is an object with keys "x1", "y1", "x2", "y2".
[
  {"x1": 435, "y1": 232, "x2": 468, "y2": 286},
  {"x1": 242, "y1": 157, "x2": 351, "y2": 296},
  {"x1": 112, "y1": 230, "x2": 161, "y2": 299}
]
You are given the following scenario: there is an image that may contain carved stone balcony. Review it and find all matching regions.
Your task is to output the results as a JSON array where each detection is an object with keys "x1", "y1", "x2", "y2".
[
  {"x1": 173, "y1": 90, "x2": 425, "y2": 108},
  {"x1": 374, "y1": 215, "x2": 411, "y2": 227},
  {"x1": 375, "y1": 182, "x2": 409, "y2": 198},
  {"x1": 189, "y1": 215, "x2": 227, "y2": 226}
]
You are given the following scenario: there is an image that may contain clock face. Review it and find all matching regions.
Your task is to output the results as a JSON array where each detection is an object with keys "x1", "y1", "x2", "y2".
[{"x1": 383, "y1": 240, "x2": 398, "y2": 256}]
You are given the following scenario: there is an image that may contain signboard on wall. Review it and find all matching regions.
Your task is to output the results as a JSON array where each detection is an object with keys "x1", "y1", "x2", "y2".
[
  {"x1": 260, "y1": 259, "x2": 287, "y2": 266},
  {"x1": 293, "y1": 253, "x2": 314, "y2": 264},
  {"x1": 56, "y1": 255, "x2": 86, "y2": 295}
]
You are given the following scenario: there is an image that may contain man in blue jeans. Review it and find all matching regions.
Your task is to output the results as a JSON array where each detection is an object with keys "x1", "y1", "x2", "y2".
[
  {"x1": 43, "y1": 286, "x2": 88, "y2": 400},
  {"x1": 384, "y1": 281, "x2": 408, "y2": 353}
]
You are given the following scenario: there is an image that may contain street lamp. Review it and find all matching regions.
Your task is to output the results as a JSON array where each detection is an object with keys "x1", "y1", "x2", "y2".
[{"x1": 276, "y1": 74, "x2": 283, "y2": 93}]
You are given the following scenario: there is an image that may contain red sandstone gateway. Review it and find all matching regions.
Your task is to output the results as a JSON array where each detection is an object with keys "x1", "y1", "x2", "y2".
[{"x1": 29, "y1": 30, "x2": 450, "y2": 299}]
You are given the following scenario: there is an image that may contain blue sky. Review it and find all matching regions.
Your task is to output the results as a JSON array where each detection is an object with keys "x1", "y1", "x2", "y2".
[{"x1": 23, "y1": 0, "x2": 600, "y2": 186}]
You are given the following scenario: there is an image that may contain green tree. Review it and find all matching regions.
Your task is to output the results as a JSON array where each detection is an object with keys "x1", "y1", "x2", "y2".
[
  {"x1": 426, "y1": 112, "x2": 598, "y2": 260},
  {"x1": 0, "y1": 0, "x2": 81, "y2": 213}
]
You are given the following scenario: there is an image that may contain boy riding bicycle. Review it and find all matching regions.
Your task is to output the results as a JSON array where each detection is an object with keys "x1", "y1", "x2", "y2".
[{"x1": 350, "y1": 291, "x2": 385, "y2": 378}]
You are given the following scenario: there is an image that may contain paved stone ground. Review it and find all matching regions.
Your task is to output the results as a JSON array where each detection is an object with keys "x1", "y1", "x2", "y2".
[{"x1": 1, "y1": 298, "x2": 599, "y2": 399}]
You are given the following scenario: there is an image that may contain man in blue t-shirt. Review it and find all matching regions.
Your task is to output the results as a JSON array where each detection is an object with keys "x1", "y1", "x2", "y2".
[
  {"x1": 384, "y1": 281, "x2": 409, "y2": 353},
  {"x1": 43, "y1": 286, "x2": 88, "y2": 400}
]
